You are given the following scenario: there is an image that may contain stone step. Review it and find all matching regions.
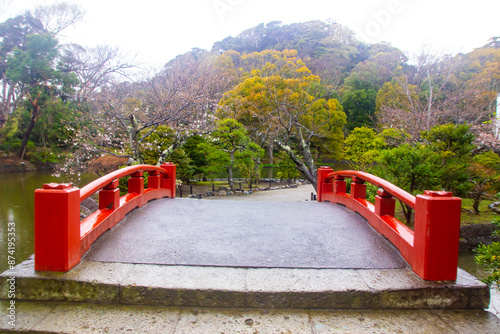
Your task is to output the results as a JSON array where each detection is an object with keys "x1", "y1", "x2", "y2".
[
  {"x1": 0, "y1": 257, "x2": 490, "y2": 310},
  {"x1": 2, "y1": 301, "x2": 500, "y2": 333}
]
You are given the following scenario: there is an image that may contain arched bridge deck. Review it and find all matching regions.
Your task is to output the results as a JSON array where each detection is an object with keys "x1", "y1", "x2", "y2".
[{"x1": 83, "y1": 197, "x2": 407, "y2": 270}]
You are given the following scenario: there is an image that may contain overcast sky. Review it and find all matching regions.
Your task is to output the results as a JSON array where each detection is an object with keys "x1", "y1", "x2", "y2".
[{"x1": 1, "y1": 0, "x2": 499, "y2": 69}]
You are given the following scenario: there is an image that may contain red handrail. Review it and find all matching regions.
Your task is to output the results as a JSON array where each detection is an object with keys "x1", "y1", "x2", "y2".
[
  {"x1": 80, "y1": 165, "x2": 169, "y2": 201},
  {"x1": 34, "y1": 163, "x2": 176, "y2": 272},
  {"x1": 317, "y1": 167, "x2": 461, "y2": 281},
  {"x1": 325, "y1": 170, "x2": 416, "y2": 209}
]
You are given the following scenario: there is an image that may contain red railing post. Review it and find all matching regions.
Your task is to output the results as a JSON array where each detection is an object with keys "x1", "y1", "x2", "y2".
[
  {"x1": 375, "y1": 189, "x2": 395, "y2": 216},
  {"x1": 160, "y1": 162, "x2": 176, "y2": 198},
  {"x1": 317, "y1": 166, "x2": 334, "y2": 202},
  {"x1": 351, "y1": 176, "x2": 366, "y2": 199},
  {"x1": 99, "y1": 179, "x2": 120, "y2": 210},
  {"x1": 128, "y1": 171, "x2": 144, "y2": 194},
  {"x1": 413, "y1": 191, "x2": 461, "y2": 280},
  {"x1": 148, "y1": 170, "x2": 161, "y2": 189},
  {"x1": 34, "y1": 183, "x2": 81, "y2": 271},
  {"x1": 333, "y1": 175, "x2": 346, "y2": 194}
]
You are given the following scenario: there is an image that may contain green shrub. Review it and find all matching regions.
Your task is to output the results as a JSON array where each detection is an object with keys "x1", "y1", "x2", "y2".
[
  {"x1": 28, "y1": 148, "x2": 64, "y2": 163},
  {"x1": 275, "y1": 152, "x2": 300, "y2": 180},
  {"x1": 0, "y1": 139, "x2": 21, "y2": 153},
  {"x1": 474, "y1": 218, "x2": 500, "y2": 289},
  {"x1": 475, "y1": 242, "x2": 500, "y2": 289}
]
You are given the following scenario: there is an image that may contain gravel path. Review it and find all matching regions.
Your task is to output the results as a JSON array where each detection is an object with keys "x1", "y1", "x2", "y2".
[{"x1": 205, "y1": 183, "x2": 316, "y2": 202}]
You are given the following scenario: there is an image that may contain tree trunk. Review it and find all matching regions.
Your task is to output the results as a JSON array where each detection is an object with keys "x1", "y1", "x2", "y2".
[
  {"x1": 228, "y1": 150, "x2": 235, "y2": 192},
  {"x1": 128, "y1": 115, "x2": 143, "y2": 164},
  {"x1": 1, "y1": 76, "x2": 12, "y2": 127},
  {"x1": 1, "y1": 80, "x2": 23, "y2": 129},
  {"x1": 17, "y1": 91, "x2": 42, "y2": 159},
  {"x1": 472, "y1": 197, "x2": 481, "y2": 215},
  {"x1": 400, "y1": 200, "x2": 413, "y2": 226},
  {"x1": 17, "y1": 106, "x2": 38, "y2": 159},
  {"x1": 297, "y1": 128, "x2": 317, "y2": 181},
  {"x1": 157, "y1": 143, "x2": 177, "y2": 166},
  {"x1": 254, "y1": 156, "x2": 261, "y2": 185},
  {"x1": 426, "y1": 70, "x2": 433, "y2": 130},
  {"x1": 268, "y1": 142, "x2": 274, "y2": 164},
  {"x1": 156, "y1": 136, "x2": 189, "y2": 166},
  {"x1": 275, "y1": 140, "x2": 317, "y2": 190}
]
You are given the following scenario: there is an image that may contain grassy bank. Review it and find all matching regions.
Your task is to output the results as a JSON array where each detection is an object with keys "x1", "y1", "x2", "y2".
[{"x1": 461, "y1": 199, "x2": 499, "y2": 225}]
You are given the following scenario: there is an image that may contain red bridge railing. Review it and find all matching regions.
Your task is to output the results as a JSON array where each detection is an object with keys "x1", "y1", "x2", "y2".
[
  {"x1": 34, "y1": 163, "x2": 176, "y2": 272},
  {"x1": 317, "y1": 167, "x2": 461, "y2": 281}
]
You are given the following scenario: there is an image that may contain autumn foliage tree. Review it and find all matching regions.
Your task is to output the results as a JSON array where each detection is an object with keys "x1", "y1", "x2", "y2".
[
  {"x1": 343, "y1": 126, "x2": 385, "y2": 171},
  {"x1": 218, "y1": 49, "x2": 346, "y2": 189}
]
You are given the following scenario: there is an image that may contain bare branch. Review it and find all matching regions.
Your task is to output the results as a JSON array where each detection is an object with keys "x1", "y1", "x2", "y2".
[{"x1": 33, "y1": 2, "x2": 84, "y2": 35}]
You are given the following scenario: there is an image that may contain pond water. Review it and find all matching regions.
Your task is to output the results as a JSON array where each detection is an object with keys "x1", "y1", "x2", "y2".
[
  {"x1": 0, "y1": 171, "x2": 492, "y2": 281},
  {"x1": 0, "y1": 172, "x2": 97, "y2": 273},
  {"x1": 458, "y1": 250, "x2": 491, "y2": 281}
]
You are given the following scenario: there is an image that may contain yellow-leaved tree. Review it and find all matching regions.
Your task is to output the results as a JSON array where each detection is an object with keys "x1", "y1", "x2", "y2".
[{"x1": 217, "y1": 49, "x2": 346, "y2": 190}]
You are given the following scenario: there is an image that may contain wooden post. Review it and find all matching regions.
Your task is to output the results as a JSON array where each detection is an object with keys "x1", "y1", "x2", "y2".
[
  {"x1": 148, "y1": 171, "x2": 161, "y2": 189},
  {"x1": 316, "y1": 166, "x2": 334, "y2": 202},
  {"x1": 333, "y1": 175, "x2": 346, "y2": 194},
  {"x1": 160, "y1": 162, "x2": 176, "y2": 198},
  {"x1": 99, "y1": 179, "x2": 120, "y2": 210},
  {"x1": 413, "y1": 191, "x2": 461, "y2": 280},
  {"x1": 350, "y1": 176, "x2": 366, "y2": 199},
  {"x1": 34, "y1": 183, "x2": 81, "y2": 272},
  {"x1": 128, "y1": 171, "x2": 144, "y2": 194},
  {"x1": 375, "y1": 189, "x2": 395, "y2": 216}
]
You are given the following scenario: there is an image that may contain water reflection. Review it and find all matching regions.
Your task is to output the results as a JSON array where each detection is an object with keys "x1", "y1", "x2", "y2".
[{"x1": 458, "y1": 251, "x2": 491, "y2": 280}]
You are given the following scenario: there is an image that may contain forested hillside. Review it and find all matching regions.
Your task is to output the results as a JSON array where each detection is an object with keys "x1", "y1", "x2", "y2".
[
  {"x1": 1, "y1": 7, "x2": 499, "y2": 204},
  {"x1": 213, "y1": 20, "x2": 498, "y2": 135}
]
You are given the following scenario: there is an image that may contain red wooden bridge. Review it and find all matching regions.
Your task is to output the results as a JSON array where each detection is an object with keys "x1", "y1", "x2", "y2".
[
  {"x1": 34, "y1": 163, "x2": 461, "y2": 281},
  {"x1": 2, "y1": 163, "x2": 497, "y2": 331}
]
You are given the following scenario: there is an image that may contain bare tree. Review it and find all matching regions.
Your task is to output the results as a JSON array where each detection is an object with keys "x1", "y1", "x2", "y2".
[
  {"x1": 33, "y1": 2, "x2": 84, "y2": 36},
  {"x1": 72, "y1": 51, "x2": 229, "y2": 167},
  {"x1": 377, "y1": 50, "x2": 496, "y2": 140},
  {"x1": 60, "y1": 44, "x2": 136, "y2": 102},
  {"x1": 148, "y1": 52, "x2": 234, "y2": 164}
]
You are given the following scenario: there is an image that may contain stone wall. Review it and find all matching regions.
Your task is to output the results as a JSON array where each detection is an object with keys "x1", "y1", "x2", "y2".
[
  {"x1": 0, "y1": 162, "x2": 58, "y2": 173},
  {"x1": 459, "y1": 223, "x2": 500, "y2": 251}
]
